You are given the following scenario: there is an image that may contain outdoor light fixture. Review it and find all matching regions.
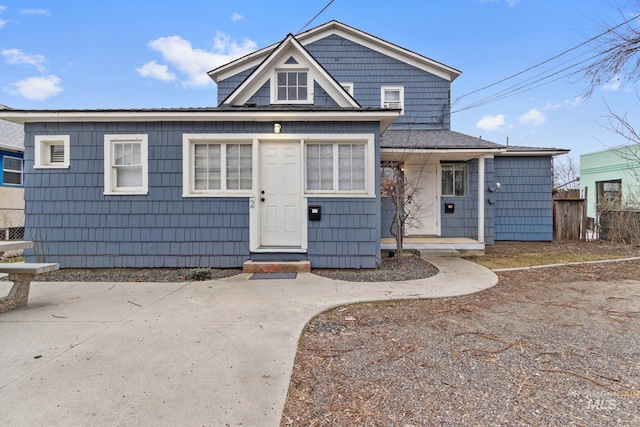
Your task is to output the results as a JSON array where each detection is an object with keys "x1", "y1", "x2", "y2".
[{"x1": 274, "y1": 123, "x2": 281, "y2": 134}]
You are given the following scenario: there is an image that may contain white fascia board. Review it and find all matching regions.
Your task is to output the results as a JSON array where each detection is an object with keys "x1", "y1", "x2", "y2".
[
  {"x1": 381, "y1": 148, "x2": 505, "y2": 154},
  {"x1": 301, "y1": 26, "x2": 461, "y2": 82},
  {"x1": 210, "y1": 21, "x2": 461, "y2": 84},
  {"x1": 225, "y1": 36, "x2": 358, "y2": 108},
  {"x1": 0, "y1": 110, "x2": 399, "y2": 132},
  {"x1": 498, "y1": 150, "x2": 570, "y2": 157}
]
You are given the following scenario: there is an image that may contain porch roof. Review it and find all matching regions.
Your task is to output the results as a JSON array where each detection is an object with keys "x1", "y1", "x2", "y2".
[{"x1": 381, "y1": 130, "x2": 505, "y2": 150}]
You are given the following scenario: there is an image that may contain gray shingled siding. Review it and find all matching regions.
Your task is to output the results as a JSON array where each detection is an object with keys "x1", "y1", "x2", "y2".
[
  {"x1": 380, "y1": 196, "x2": 396, "y2": 238},
  {"x1": 307, "y1": 198, "x2": 380, "y2": 268},
  {"x1": 440, "y1": 158, "x2": 495, "y2": 245},
  {"x1": 217, "y1": 67, "x2": 256, "y2": 104},
  {"x1": 494, "y1": 156, "x2": 553, "y2": 241},
  {"x1": 23, "y1": 120, "x2": 379, "y2": 268},
  {"x1": 247, "y1": 81, "x2": 270, "y2": 105},
  {"x1": 306, "y1": 34, "x2": 451, "y2": 130}
]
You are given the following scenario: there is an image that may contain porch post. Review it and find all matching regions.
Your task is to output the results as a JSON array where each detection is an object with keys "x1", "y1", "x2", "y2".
[{"x1": 477, "y1": 155, "x2": 485, "y2": 243}]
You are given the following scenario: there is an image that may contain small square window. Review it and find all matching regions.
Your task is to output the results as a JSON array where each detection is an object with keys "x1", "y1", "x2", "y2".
[
  {"x1": 34, "y1": 135, "x2": 70, "y2": 168},
  {"x1": 273, "y1": 69, "x2": 310, "y2": 104},
  {"x1": 381, "y1": 86, "x2": 404, "y2": 115}
]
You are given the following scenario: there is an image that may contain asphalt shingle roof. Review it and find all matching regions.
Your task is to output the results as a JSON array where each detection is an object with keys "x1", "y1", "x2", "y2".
[{"x1": 381, "y1": 130, "x2": 505, "y2": 150}]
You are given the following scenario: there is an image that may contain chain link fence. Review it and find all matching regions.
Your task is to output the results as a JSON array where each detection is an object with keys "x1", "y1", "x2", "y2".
[{"x1": 0, "y1": 209, "x2": 25, "y2": 241}]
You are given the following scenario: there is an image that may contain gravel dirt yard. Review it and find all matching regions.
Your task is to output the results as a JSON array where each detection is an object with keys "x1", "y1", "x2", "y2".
[
  {"x1": 14, "y1": 240, "x2": 640, "y2": 425},
  {"x1": 281, "y1": 241, "x2": 640, "y2": 426}
]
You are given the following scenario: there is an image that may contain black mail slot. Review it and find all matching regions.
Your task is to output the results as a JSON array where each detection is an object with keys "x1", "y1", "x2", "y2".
[
  {"x1": 308, "y1": 205, "x2": 321, "y2": 221},
  {"x1": 444, "y1": 203, "x2": 455, "y2": 214}
]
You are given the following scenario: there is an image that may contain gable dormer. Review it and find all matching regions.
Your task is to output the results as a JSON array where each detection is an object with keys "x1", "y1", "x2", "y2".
[{"x1": 219, "y1": 34, "x2": 358, "y2": 109}]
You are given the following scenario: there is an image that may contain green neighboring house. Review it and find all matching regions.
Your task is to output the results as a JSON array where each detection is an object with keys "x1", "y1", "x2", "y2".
[{"x1": 580, "y1": 144, "x2": 640, "y2": 218}]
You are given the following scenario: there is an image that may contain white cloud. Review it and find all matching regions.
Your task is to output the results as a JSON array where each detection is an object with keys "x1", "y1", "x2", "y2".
[
  {"x1": 136, "y1": 60, "x2": 176, "y2": 82},
  {"x1": 542, "y1": 101, "x2": 562, "y2": 110},
  {"x1": 476, "y1": 114, "x2": 507, "y2": 131},
  {"x1": 145, "y1": 32, "x2": 257, "y2": 87},
  {"x1": 231, "y1": 12, "x2": 243, "y2": 22},
  {"x1": 566, "y1": 96, "x2": 585, "y2": 109},
  {"x1": 0, "y1": 19, "x2": 7, "y2": 29},
  {"x1": 5, "y1": 75, "x2": 63, "y2": 100},
  {"x1": 519, "y1": 108, "x2": 546, "y2": 125},
  {"x1": 1, "y1": 48, "x2": 46, "y2": 71},
  {"x1": 602, "y1": 75, "x2": 622, "y2": 91},
  {"x1": 506, "y1": 0, "x2": 521, "y2": 6},
  {"x1": 21, "y1": 8, "x2": 51, "y2": 16}
]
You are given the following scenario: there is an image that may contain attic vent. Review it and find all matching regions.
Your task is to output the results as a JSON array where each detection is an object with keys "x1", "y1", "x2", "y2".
[{"x1": 284, "y1": 56, "x2": 299, "y2": 65}]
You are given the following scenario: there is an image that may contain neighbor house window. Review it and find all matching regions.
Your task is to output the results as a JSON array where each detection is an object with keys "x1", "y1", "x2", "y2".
[
  {"x1": 274, "y1": 69, "x2": 310, "y2": 103},
  {"x1": 183, "y1": 135, "x2": 253, "y2": 196},
  {"x1": 3, "y1": 156, "x2": 23, "y2": 185},
  {"x1": 104, "y1": 134, "x2": 148, "y2": 195},
  {"x1": 381, "y1": 86, "x2": 404, "y2": 115},
  {"x1": 34, "y1": 135, "x2": 70, "y2": 168},
  {"x1": 306, "y1": 143, "x2": 366, "y2": 193},
  {"x1": 441, "y1": 163, "x2": 467, "y2": 197}
]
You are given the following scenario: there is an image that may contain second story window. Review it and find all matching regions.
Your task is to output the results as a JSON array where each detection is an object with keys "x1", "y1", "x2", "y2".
[
  {"x1": 3, "y1": 156, "x2": 23, "y2": 185},
  {"x1": 381, "y1": 86, "x2": 404, "y2": 115},
  {"x1": 274, "y1": 69, "x2": 310, "y2": 103}
]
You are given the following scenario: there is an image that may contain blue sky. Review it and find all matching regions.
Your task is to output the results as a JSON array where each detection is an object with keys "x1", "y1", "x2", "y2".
[{"x1": 1, "y1": 0, "x2": 638, "y2": 157}]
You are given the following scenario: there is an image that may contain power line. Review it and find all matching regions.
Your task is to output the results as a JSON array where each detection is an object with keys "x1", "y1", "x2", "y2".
[
  {"x1": 298, "y1": 0, "x2": 336, "y2": 33},
  {"x1": 451, "y1": 13, "x2": 640, "y2": 111}
]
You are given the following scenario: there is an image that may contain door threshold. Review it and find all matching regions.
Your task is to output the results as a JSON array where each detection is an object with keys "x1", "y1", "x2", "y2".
[{"x1": 253, "y1": 247, "x2": 306, "y2": 254}]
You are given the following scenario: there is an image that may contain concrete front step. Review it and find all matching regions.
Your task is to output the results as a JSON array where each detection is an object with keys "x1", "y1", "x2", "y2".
[
  {"x1": 419, "y1": 249, "x2": 461, "y2": 258},
  {"x1": 243, "y1": 260, "x2": 311, "y2": 274}
]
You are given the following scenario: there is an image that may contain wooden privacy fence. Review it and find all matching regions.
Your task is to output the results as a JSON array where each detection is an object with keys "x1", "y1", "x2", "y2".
[{"x1": 553, "y1": 189, "x2": 586, "y2": 241}]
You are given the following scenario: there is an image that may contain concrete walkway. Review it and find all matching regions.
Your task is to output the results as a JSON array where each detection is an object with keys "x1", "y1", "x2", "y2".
[{"x1": 0, "y1": 257, "x2": 497, "y2": 427}]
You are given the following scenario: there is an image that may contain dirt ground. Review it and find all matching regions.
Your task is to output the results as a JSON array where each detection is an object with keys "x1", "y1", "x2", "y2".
[{"x1": 281, "y1": 241, "x2": 640, "y2": 426}]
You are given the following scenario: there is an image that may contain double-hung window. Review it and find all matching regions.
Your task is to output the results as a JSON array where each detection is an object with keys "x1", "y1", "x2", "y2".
[
  {"x1": 104, "y1": 134, "x2": 148, "y2": 195},
  {"x1": 305, "y1": 142, "x2": 366, "y2": 193},
  {"x1": 34, "y1": 135, "x2": 70, "y2": 168},
  {"x1": 441, "y1": 163, "x2": 467, "y2": 197},
  {"x1": 381, "y1": 86, "x2": 404, "y2": 115},
  {"x1": 183, "y1": 135, "x2": 253, "y2": 196},
  {"x1": 3, "y1": 156, "x2": 23, "y2": 185},
  {"x1": 274, "y1": 69, "x2": 310, "y2": 103}
]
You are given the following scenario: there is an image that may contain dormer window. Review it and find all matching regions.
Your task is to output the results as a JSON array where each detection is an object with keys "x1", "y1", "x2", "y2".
[
  {"x1": 272, "y1": 68, "x2": 311, "y2": 104},
  {"x1": 381, "y1": 86, "x2": 404, "y2": 115}
]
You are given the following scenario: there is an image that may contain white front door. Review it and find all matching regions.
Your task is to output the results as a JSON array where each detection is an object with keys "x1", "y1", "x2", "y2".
[
  {"x1": 405, "y1": 163, "x2": 439, "y2": 235},
  {"x1": 259, "y1": 141, "x2": 302, "y2": 248}
]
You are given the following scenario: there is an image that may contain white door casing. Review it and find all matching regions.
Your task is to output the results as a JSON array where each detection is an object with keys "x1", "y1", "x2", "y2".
[
  {"x1": 404, "y1": 163, "x2": 439, "y2": 236},
  {"x1": 259, "y1": 141, "x2": 303, "y2": 248}
]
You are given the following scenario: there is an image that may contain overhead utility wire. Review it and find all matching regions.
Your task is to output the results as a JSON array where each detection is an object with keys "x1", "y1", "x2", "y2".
[
  {"x1": 451, "y1": 13, "x2": 640, "y2": 108},
  {"x1": 298, "y1": 0, "x2": 335, "y2": 33},
  {"x1": 451, "y1": 44, "x2": 621, "y2": 114}
]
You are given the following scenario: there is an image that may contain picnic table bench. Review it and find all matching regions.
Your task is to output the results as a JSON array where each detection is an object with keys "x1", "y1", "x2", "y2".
[{"x1": 0, "y1": 262, "x2": 60, "y2": 314}]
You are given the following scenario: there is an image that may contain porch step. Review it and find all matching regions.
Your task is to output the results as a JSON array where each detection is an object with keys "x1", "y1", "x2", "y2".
[
  {"x1": 243, "y1": 260, "x2": 311, "y2": 274},
  {"x1": 419, "y1": 249, "x2": 461, "y2": 258}
]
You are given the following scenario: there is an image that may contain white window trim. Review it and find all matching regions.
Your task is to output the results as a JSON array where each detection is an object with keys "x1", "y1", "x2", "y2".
[
  {"x1": 271, "y1": 66, "x2": 313, "y2": 105},
  {"x1": 340, "y1": 82, "x2": 354, "y2": 96},
  {"x1": 381, "y1": 85, "x2": 404, "y2": 115},
  {"x1": 3, "y1": 155, "x2": 23, "y2": 186},
  {"x1": 34, "y1": 135, "x2": 70, "y2": 169},
  {"x1": 303, "y1": 137, "x2": 375, "y2": 197},
  {"x1": 182, "y1": 134, "x2": 255, "y2": 197},
  {"x1": 104, "y1": 134, "x2": 149, "y2": 195}
]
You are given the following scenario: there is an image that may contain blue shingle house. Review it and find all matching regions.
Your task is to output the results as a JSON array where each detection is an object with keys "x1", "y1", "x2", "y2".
[{"x1": 0, "y1": 21, "x2": 567, "y2": 269}]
